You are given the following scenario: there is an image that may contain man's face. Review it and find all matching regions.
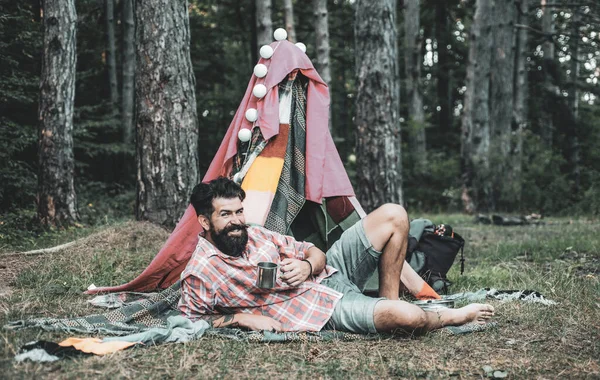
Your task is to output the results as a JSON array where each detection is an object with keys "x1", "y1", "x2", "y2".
[{"x1": 203, "y1": 197, "x2": 248, "y2": 257}]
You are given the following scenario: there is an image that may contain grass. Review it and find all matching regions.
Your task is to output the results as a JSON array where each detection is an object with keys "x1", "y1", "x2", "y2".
[{"x1": 1, "y1": 215, "x2": 599, "y2": 379}]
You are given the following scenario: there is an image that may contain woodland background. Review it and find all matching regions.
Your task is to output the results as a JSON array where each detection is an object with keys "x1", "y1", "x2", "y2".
[
  {"x1": 1, "y1": 0, "x2": 599, "y2": 239},
  {"x1": 1, "y1": 2, "x2": 599, "y2": 377}
]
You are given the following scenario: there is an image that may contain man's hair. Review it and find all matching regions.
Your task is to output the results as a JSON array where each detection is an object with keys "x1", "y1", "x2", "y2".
[{"x1": 190, "y1": 177, "x2": 246, "y2": 217}]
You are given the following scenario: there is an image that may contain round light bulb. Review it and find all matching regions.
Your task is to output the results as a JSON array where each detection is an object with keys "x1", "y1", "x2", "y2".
[
  {"x1": 259, "y1": 45, "x2": 274, "y2": 59},
  {"x1": 238, "y1": 128, "x2": 252, "y2": 142},
  {"x1": 245, "y1": 108, "x2": 258, "y2": 122},
  {"x1": 253, "y1": 84, "x2": 267, "y2": 98},
  {"x1": 295, "y1": 42, "x2": 306, "y2": 53},
  {"x1": 253, "y1": 63, "x2": 268, "y2": 78},
  {"x1": 274, "y1": 28, "x2": 287, "y2": 41}
]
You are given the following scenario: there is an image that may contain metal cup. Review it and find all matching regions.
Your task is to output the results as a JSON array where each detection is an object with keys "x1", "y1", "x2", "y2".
[{"x1": 256, "y1": 262, "x2": 278, "y2": 289}]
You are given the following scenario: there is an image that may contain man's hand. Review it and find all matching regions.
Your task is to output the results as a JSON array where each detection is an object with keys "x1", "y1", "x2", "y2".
[
  {"x1": 237, "y1": 314, "x2": 283, "y2": 332},
  {"x1": 280, "y1": 258, "x2": 311, "y2": 286}
]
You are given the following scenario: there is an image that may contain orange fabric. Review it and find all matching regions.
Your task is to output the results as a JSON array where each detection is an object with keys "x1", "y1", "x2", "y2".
[
  {"x1": 59, "y1": 337, "x2": 138, "y2": 355},
  {"x1": 415, "y1": 283, "x2": 442, "y2": 300},
  {"x1": 242, "y1": 157, "x2": 285, "y2": 192}
]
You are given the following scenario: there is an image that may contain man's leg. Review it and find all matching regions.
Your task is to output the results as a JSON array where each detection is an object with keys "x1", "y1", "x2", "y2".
[
  {"x1": 362, "y1": 204, "x2": 410, "y2": 300},
  {"x1": 362, "y1": 203, "x2": 441, "y2": 300},
  {"x1": 373, "y1": 300, "x2": 495, "y2": 333}
]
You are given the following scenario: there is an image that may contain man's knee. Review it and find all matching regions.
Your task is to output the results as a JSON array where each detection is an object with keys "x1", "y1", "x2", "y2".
[{"x1": 376, "y1": 203, "x2": 409, "y2": 232}]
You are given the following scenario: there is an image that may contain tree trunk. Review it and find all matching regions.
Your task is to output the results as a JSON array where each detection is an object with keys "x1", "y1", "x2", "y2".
[
  {"x1": 250, "y1": 0, "x2": 258, "y2": 64},
  {"x1": 541, "y1": 0, "x2": 554, "y2": 59},
  {"x1": 404, "y1": 0, "x2": 427, "y2": 175},
  {"x1": 283, "y1": 0, "x2": 296, "y2": 43},
  {"x1": 121, "y1": 0, "x2": 135, "y2": 145},
  {"x1": 435, "y1": 0, "x2": 452, "y2": 133},
  {"x1": 135, "y1": 0, "x2": 199, "y2": 227},
  {"x1": 540, "y1": 0, "x2": 555, "y2": 146},
  {"x1": 355, "y1": 0, "x2": 402, "y2": 211},
  {"x1": 461, "y1": 0, "x2": 493, "y2": 213},
  {"x1": 489, "y1": 0, "x2": 516, "y2": 209},
  {"x1": 569, "y1": 4, "x2": 581, "y2": 191},
  {"x1": 256, "y1": 0, "x2": 272, "y2": 47},
  {"x1": 37, "y1": 0, "x2": 79, "y2": 226},
  {"x1": 512, "y1": 0, "x2": 529, "y2": 211},
  {"x1": 105, "y1": 0, "x2": 118, "y2": 110},
  {"x1": 313, "y1": 0, "x2": 332, "y2": 131}
]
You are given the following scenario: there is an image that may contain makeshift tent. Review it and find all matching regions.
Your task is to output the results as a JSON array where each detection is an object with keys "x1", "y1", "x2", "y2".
[{"x1": 87, "y1": 40, "x2": 365, "y2": 294}]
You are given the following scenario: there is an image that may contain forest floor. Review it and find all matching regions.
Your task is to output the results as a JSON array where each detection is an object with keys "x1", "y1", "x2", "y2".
[{"x1": 1, "y1": 214, "x2": 599, "y2": 379}]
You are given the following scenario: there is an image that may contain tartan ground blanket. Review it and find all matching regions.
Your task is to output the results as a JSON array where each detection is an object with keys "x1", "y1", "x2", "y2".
[
  {"x1": 5, "y1": 281, "x2": 496, "y2": 340},
  {"x1": 4, "y1": 281, "x2": 378, "y2": 343}
]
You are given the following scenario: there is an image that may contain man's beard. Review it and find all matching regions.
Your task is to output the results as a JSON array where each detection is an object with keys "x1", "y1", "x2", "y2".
[{"x1": 210, "y1": 223, "x2": 249, "y2": 257}]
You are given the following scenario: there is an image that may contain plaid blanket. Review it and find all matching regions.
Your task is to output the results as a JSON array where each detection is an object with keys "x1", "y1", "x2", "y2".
[
  {"x1": 4, "y1": 281, "x2": 378, "y2": 343},
  {"x1": 5, "y1": 281, "x2": 500, "y2": 341}
]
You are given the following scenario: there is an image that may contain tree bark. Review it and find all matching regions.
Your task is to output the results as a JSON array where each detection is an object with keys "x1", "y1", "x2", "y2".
[
  {"x1": 135, "y1": 0, "x2": 199, "y2": 227},
  {"x1": 461, "y1": 0, "x2": 494, "y2": 213},
  {"x1": 490, "y1": 0, "x2": 516, "y2": 209},
  {"x1": 283, "y1": 0, "x2": 296, "y2": 43},
  {"x1": 313, "y1": 0, "x2": 332, "y2": 132},
  {"x1": 512, "y1": 0, "x2": 529, "y2": 210},
  {"x1": 105, "y1": 0, "x2": 118, "y2": 110},
  {"x1": 37, "y1": 0, "x2": 79, "y2": 226},
  {"x1": 540, "y1": 0, "x2": 556, "y2": 146},
  {"x1": 256, "y1": 0, "x2": 272, "y2": 47},
  {"x1": 541, "y1": 0, "x2": 555, "y2": 59},
  {"x1": 121, "y1": 0, "x2": 135, "y2": 145},
  {"x1": 569, "y1": 3, "x2": 581, "y2": 191},
  {"x1": 404, "y1": 0, "x2": 427, "y2": 174},
  {"x1": 355, "y1": 0, "x2": 402, "y2": 211},
  {"x1": 435, "y1": 0, "x2": 452, "y2": 133}
]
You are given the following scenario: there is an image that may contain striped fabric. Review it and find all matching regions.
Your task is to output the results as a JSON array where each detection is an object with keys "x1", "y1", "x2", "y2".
[{"x1": 178, "y1": 226, "x2": 342, "y2": 332}]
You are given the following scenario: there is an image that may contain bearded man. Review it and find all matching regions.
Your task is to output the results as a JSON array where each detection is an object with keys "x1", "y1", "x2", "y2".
[{"x1": 178, "y1": 177, "x2": 494, "y2": 333}]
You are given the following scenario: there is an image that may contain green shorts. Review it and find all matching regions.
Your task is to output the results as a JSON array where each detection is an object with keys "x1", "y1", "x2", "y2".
[{"x1": 321, "y1": 220, "x2": 384, "y2": 334}]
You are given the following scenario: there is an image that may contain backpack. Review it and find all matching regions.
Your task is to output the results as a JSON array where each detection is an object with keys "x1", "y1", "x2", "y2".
[
  {"x1": 406, "y1": 219, "x2": 465, "y2": 294},
  {"x1": 362, "y1": 218, "x2": 465, "y2": 296}
]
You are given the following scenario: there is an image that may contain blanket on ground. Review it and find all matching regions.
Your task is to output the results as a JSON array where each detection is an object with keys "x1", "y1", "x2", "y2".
[
  {"x1": 5, "y1": 281, "x2": 378, "y2": 342},
  {"x1": 6, "y1": 281, "x2": 500, "y2": 345}
]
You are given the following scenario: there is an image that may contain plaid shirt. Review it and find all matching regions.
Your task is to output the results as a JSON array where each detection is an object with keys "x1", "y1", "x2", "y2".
[{"x1": 178, "y1": 225, "x2": 342, "y2": 332}]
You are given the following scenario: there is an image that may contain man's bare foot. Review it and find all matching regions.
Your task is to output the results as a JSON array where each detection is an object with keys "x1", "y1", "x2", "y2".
[
  {"x1": 441, "y1": 303, "x2": 495, "y2": 326},
  {"x1": 459, "y1": 303, "x2": 495, "y2": 324}
]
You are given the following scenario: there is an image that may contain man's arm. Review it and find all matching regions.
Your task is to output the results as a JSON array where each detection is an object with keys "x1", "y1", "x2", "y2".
[
  {"x1": 280, "y1": 246, "x2": 327, "y2": 286},
  {"x1": 196, "y1": 313, "x2": 283, "y2": 331},
  {"x1": 303, "y1": 246, "x2": 326, "y2": 275}
]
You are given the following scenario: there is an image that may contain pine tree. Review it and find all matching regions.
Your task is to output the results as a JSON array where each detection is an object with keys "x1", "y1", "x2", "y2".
[
  {"x1": 354, "y1": 0, "x2": 402, "y2": 211},
  {"x1": 37, "y1": 0, "x2": 79, "y2": 226},
  {"x1": 135, "y1": 0, "x2": 200, "y2": 227}
]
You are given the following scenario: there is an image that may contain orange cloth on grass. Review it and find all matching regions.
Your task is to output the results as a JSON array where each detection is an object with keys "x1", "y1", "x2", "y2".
[
  {"x1": 59, "y1": 337, "x2": 138, "y2": 355},
  {"x1": 415, "y1": 282, "x2": 442, "y2": 300}
]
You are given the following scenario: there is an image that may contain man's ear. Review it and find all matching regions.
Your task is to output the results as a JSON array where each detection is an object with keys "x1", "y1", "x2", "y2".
[{"x1": 197, "y1": 215, "x2": 210, "y2": 231}]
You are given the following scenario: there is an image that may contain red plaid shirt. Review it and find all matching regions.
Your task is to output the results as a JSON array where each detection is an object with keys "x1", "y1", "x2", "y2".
[{"x1": 178, "y1": 226, "x2": 342, "y2": 332}]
